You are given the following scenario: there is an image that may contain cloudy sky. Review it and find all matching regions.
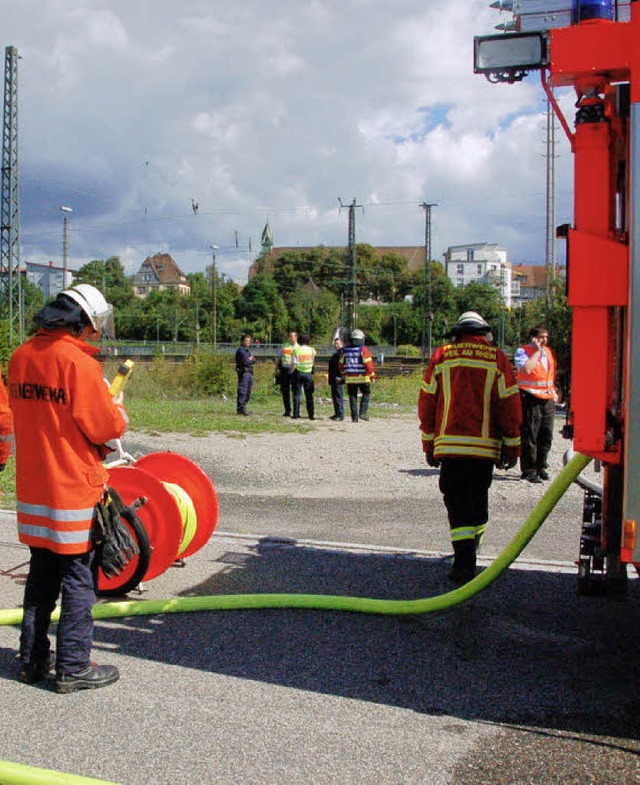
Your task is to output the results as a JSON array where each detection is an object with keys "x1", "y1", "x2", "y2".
[{"x1": 5, "y1": 0, "x2": 575, "y2": 283}]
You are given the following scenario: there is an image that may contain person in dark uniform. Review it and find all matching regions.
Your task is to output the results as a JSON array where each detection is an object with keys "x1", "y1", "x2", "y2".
[
  {"x1": 235, "y1": 333, "x2": 255, "y2": 415},
  {"x1": 328, "y1": 336, "x2": 344, "y2": 421}
]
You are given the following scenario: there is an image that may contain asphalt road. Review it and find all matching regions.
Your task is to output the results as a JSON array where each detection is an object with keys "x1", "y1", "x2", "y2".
[{"x1": 0, "y1": 420, "x2": 638, "y2": 784}]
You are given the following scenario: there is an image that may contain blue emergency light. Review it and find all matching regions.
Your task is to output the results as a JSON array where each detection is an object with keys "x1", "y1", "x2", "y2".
[{"x1": 573, "y1": 0, "x2": 615, "y2": 21}]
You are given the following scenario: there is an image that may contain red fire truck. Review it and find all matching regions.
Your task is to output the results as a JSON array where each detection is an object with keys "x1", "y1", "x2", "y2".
[{"x1": 474, "y1": 0, "x2": 640, "y2": 592}]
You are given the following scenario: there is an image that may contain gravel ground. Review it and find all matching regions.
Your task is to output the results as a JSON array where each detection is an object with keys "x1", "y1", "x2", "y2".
[{"x1": 120, "y1": 407, "x2": 599, "y2": 565}]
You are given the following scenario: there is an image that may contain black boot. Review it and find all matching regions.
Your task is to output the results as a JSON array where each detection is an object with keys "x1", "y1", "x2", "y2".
[
  {"x1": 449, "y1": 540, "x2": 476, "y2": 585},
  {"x1": 56, "y1": 663, "x2": 120, "y2": 694}
]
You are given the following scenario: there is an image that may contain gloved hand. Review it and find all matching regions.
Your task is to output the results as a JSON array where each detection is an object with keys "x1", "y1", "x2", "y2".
[
  {"x1": 496, "y1": 446, "x2": 517, "y2": 471},
  {"x1": 425, "y1": 448, "x2": 440, "y2": 468},
  {"x1": 93, "y1": 488, "x2": 140, "y2": 578}
]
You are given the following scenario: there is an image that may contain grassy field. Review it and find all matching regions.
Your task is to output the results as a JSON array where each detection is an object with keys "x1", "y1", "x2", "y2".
[{"x1": 1, "y1": 364, "x2": 424, "y2": 509}]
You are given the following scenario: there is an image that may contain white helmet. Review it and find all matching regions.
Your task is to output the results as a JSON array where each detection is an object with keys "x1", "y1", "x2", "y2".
[
  {"x1": 450, "y1": 311, "x2": 490, "y2": 335},
  {"x1": 62, "y1": 284, "x2": 115, "y2": 338},
  {"x1": 350, "y1": 328, "x2": 365, "y2": 344}
]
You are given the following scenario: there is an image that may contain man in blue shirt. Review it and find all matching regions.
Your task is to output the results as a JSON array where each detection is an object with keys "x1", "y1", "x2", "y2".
[{"x1": 235, "y1": 333, "x2": 255, "y2": 416}]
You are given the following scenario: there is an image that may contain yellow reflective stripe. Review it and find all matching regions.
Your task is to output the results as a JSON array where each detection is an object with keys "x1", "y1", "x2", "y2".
[
  {"x1": 440, "y1": 366, "x2": 452, "y2": 438},
  {"x1": 497, "y1": 373, "x2": 519, "y2": 398},
  {"x1": 502, "y1": 435, "x2": 521, "y2": 447},
  {"x1": 451, "y1": 526, "x2": 476, "y2": 542},
  {"x1": 436, "y1": 434, "x2": 500, "y2": 448},
  {"x1": 434, "y1": 444, "x2": 499, "y2": 459},
  {"x1": 481, "y1": 368, "x2": 495, "y2": 440},
  {"x1": 439, "y1": 358, "x2": 499, "y2": 371},
  {"x1": 421, "y1": 376, "x2": 438, "y2": 394},
  {"x1": 421, "y1": 432, "x2": 435, "y2": 441}
]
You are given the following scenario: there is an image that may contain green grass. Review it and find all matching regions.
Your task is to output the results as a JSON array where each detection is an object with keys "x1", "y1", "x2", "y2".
[{"x1": 1, "y1": 368, "x2": 424, "y2": 510}]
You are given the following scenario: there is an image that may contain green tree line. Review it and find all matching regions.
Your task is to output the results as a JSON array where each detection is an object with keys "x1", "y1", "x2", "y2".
[{"x1": 1, "y1": 247, "x2": 571, "y2": 379}]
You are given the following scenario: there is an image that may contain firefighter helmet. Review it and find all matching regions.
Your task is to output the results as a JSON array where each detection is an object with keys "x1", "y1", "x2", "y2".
[
  {"x1": 350, "y1": 328, "x2": 365, "y2": 345},
  {"x1": 62, "y1": 284, "x2": 115, "y2": 338},
  {"x1": 447, "y1": 311, "x2": 491, "y2": 337}
]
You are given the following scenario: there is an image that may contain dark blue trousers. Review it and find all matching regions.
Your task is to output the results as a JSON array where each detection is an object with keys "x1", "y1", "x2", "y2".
[
  {"x1": 236, "y1": 371, "x2": 253, "y2": 414},
  {"x1": 292, "y1": 371, "x2": 315, "y2": 419},
  {"x1": 331, "y1": 382, "x2": 344, "y2": 418},
  {"x1": 20, "y1": 547, "x2": 96, "y2": 675},
  {"x1": 279, "y1": 370, "x2": 294, "y2": 415}
]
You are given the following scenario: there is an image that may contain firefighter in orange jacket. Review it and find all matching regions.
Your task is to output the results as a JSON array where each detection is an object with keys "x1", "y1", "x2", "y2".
[
  {"x1": 9, "y1": 284, "x2": 128, "y2": 692},
  {"x1": 418, "y1": 312, "x2": 522, "y2": 585}
]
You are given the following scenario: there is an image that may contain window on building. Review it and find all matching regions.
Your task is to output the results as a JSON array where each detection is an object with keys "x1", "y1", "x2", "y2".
[
  {"x1": 457, "y1": 278, "x2": 464, "y2": 287},
  {"x1": 456, "y1": 263, "x2": 464, "y2": 275},
  {"x1": 477, "y1": 264, "x2": 483, "y2": 275}
]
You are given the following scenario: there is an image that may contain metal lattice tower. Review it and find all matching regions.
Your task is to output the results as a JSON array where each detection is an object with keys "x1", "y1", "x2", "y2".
[{"x1": 1, "y1": 45, "x2": 23, "y2": 341}]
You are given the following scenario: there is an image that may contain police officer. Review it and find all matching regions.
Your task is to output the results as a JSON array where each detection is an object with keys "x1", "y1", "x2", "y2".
[
  {"x1": 9, "y1": 284, "x2": 128, "y2": 692},
  {"x1": 276, "y1": 331, "x2": 299, "y2": 417},
  {"x1": 291, "y1": 334, "x2": 317, "y2": 420},
  {"x1": 328, "y1": 335, "x2": 345, "y2": 421},
  {"x1": 235, "y1": 332, "x2": 255, "y2": 415}
]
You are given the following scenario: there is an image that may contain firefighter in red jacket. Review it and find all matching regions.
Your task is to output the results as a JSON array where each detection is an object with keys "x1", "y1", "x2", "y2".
[
  {"x1": 339, "y1": 328, "x2": 376, "y2": 422},
  {"x1": 418, "y1": 311, "x2": 522, "y2": 584},
  {"x1": 9, "y1": 284, "x2": 128, "y2": 692}
]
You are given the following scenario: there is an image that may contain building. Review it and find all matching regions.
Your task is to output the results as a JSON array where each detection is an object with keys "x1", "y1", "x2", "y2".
[
  {"x1": 133, "y1": 253, "x2": 191, "y2": 298},
  {"x1": 511, "y1": 263, "x2": 566, "y2": 307},
  {"x1": 443, "y1": 242, "x2": 512, "y2": 307},
  {"x1": 26, "y1": 261, "x2": 73, "y2": 298}
]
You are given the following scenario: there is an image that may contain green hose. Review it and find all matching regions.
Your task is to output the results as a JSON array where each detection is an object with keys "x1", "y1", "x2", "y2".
[
  {"x1": 0, "y1": 759, "x2": 121, "y2": 784},
  {"x1": 0, "y1": 452, "x2": 590, "y2": 785},
  {"x1": 0, "y1": 451, "x2": 592, "y2": 627}
]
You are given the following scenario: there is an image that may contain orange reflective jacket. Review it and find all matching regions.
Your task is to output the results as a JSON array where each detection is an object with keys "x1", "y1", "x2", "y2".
[
  {"x1": 516, "y1": 344, "x2": 557, "y2": 400},
  {"x1": 8, "y1": 330, "x2": 128, "y2": 555},
  {"x1": 0, "y1": 369, "x2": 13, "y2": 465}
]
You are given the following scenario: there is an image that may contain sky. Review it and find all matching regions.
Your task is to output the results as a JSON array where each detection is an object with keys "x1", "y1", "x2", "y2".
[{"x1": 4, "y1": 0, "x2": 576, "y2": 283}]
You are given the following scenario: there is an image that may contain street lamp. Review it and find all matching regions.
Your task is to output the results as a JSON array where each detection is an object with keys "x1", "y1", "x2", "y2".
[
  {"x1": 210, "y1": 245, "x2": 219, "y2": 350},
  {"x1": 60, "y1": 205, "x2": 73, "y2": 288}
]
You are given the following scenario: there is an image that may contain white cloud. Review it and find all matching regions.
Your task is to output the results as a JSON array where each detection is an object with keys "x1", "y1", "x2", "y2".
[{"x1": 7, "y1": 0, "x2": 576, "y2": 281}]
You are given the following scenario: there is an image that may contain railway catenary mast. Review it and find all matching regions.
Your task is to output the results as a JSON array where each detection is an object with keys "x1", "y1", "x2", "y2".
[
  {"x1": 474, "y1": 0, "x2": 640, "y2": 592},
  {"x1": 1, "y1": 45, "x2": 23, "y2": 342}
]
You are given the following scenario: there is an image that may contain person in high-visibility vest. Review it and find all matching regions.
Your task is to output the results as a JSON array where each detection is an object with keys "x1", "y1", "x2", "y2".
[
  {"x1": 9, "y1": 284, "x2": 128, "y2": 692},
  {"x1": 0, "y1": 369, "x2": 13, "y2": 476},
  {"x1": 275, "y1": 331, "x2": 299, "y2": 417},
  {"x1": 291, "y1": 334, "x2": 317, "y2": 420},
  {"x1": 514, "y1": 325, "x2": 558, "y2": 483},
  {"x1": 339, "y1": 329, "x2": 376, "y2": 422}
]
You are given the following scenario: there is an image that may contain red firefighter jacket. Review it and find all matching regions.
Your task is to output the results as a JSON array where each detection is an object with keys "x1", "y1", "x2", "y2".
[
  {"x1": 419, "y1": 336, "x2": 522, "y2": 462},
  {"x1": 0, "y1": 369, "x2": 13, "y2": 465},
  {"x1": 8, "y1": 330, "x2": 128, "y2": 555}
]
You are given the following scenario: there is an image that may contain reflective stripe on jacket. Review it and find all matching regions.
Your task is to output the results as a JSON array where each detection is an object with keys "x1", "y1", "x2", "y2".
[
  {"x1": 8, "y1": 330, "x2": 128, "y2": 555},
  {"x1": 516, "y1": 344, "x2": 556, "y2": 400},
  {"x1": 418, "y1": 337, "x2": 522, "y2": 461},
  {"x1": 0, "y1": 369, "x2": 13, "y2": 465},
  {"x1": 340, "y1": 345, "x2": 376, "y2": 384},
  {"x1": 292, "y1": 345, "x2": 316, "y2": 374},
  {"x1": 279, "y1": 342, "x2": 298, "y2": 369}
]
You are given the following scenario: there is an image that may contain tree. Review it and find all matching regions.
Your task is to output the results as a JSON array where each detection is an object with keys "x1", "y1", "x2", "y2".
[{"x1": 236, "y1": 273, "x2": 288, "y2": 342}]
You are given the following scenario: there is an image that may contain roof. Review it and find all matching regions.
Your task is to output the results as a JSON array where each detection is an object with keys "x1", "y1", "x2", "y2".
[{"x1": 135, "y1": 253, "x2": 189, "y2": 286}]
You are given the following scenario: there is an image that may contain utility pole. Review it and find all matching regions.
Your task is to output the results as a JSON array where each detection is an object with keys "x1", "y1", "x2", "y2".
[
  {"x1": 420, "y1": 202, "x2": 437, "y2": 360},
  {"x1": 61, "y1": 205, "x2": 72, "y2": 286},
  {"x1": 1, "y1": 45, "x2": 23, "y2": 341},
  {"x1": 210, "y1": 245, "x2": 219, "y2": 350},
  {"x1": 339, "y1": 197, "x2": 363, "y2": 334}
]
